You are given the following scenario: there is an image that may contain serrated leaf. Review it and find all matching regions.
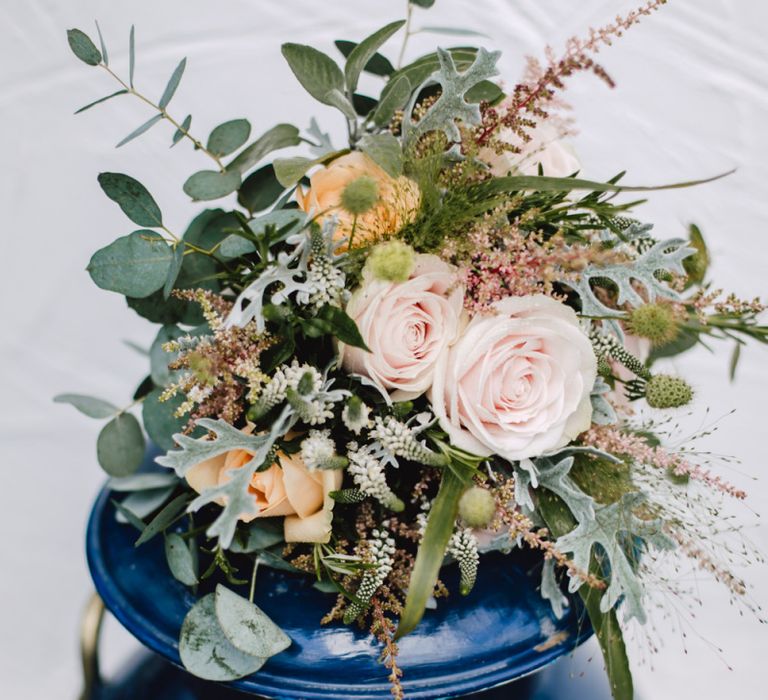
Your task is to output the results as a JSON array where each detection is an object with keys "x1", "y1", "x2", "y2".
[
  {"x1": 281, "y1": 43, "x2": 345, "y2": 107},
  {"x1": 129, "y1": 25, "x2": 136, "y2": 87},
  {"x1": 98, "y1": 172, "x2": 163, "y2": 227},
  {"x1": 54, "y1": 393, "x2": 118, "y2": 419},
  {"x1": 97, "y1": 414, "x2": 146, "y2": 477},
  {"x1": 87, "y1": 230, "x2": 173, "y2": 297},
  {"x1": 94, "y1": 20, "x2": 108, "y2": 65},
  {"x1": 74, "y1": 89, "x2": 128, "y2": 114},
  {"x1": 358, "y1": 132, "x2": 403, "y2": 177},
  {"x1": 179, "y1": 594, "x2": 266, "y2": 681},
  {"x1": 227, "y1": 123, "x2": 301, "y2": 175},
  {"x1": 109, "y1": 472, "x2": 180, "y2": 492},
  {"x1": 344, "y1": 20, "x2": 405, "y2": 95},
  {"x1": 172, "y1": 114, "x2": 192, "y2": 146},
  {"x1": 334, "y1": 40, "x2": 394, "y2": 77},
  {"x1": 208, "y1": 119, "x2": 252, "y2": 157},
  {"x1": 540, "y1": 559, "x2": 568, "y2": 619},
  {"x1": 165, "y1": 532, "x2": 198, "y2": 585},
  {"x1": 371, "y1": 74, "x2": 411, "y2": 126},
  {"x1": 67, "y1": 28, "x2": 101, "y2": 66},
  {"x1": 134, "y1": 493, "x2": 190, "y2": 546},
  {"x1": 116, "y1": 113, "x2": 164, "y2": 148},
  {"x1": 590, "y1": 377, "x2": 618, "y2": 426},
  {"x1": 183, "y1": 170, "x2": 242, "y2": 201},
  {"x1": 214, "y1": 585, "x2": 291, "y2": 657},
  {"x1": 523, "y1": 456, "x2": 595, "y2": 525},
  {"x1": 159, "y1": 57, "x2": 187, "y2": 109}
]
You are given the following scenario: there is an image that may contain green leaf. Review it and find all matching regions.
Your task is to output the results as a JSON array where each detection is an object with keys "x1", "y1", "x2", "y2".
[
  {"x1": 465, "y1": 79, "x2": 503, "y2": 104},
  {"x1": 97, "y1": 413, "x2": 146, "y2": 477},
  {"x1": 165, "y1": 532, "x2": 198, "y2": 585},
  {"x1": 358, "y1": 132, "x2": 403, "y2": 177},
  {"x1": 227, "y1": 123, "x2": 301, "y2": 176},
  {"x1": 729, "y1": 342, "x2": 742, "y2": 382},
  {"x1": 344, "y1": 21, "x2": 405, "y2": 95},
  {"x1": 411, "y1": 0, "x2": 436, "y2": 7},
  {"x1": 87, "y1": 230, "x2": 173, "y2": 297},
  {"x1": 418, "y1": 25, "x2": 488, "y2": 38},
  {"x1": 127, "y1": 290, "x2": 203, "y2": 326},
  {"x1": 172, "y1": 115, "x2": 192, "y2": 146},
  {"x1": 116, "y1": 113, "x2": 164, "y2": 148},
  {"x1": 135, "y1": 493, "x2": 190, "y2": 546},
  {"x1": 323, "y1": 88, "x2": 357, "y2": 119},
  {"x1": 230, "y1": 519, "x2": 285, "y2": 553},
  {"x1": 352, "y1": 93, "x2": 378, "y2": 116},
  {"x1": 94, "y1": 20, "x2": 108, "y2": 65},
  {"x1": 142, "y1": 388, "x2": 192, "y2": 452},
  {"x1": 129, "y1": 25, "x2": 136, "y2": 87},
  {"x1": 396, "y1": 464, "x2": 472, "y2": 639},
  {"x1": 54, "y1": 393, "x2": 118, "y2": 419},
  {"x1": 74, "y1": 89, "x2": 128, "y2": 114},
  {"x1": 159, "y1": 57, "x2": 187, "y2": 109},
  {"x1": 281, "y1": 43, "x2": 345, "y2": 106},
  {"x1": 112, "y1": 498, "x2": 147, "y2": 531},
  {"x1": 214, "y1": 585, "x2": 291, "y2": 657},
  {"x1": 179, "y1": 594, "x2": 267, "y2": 681},
  {"x1": 109, "y1": 472, "x2": 179, "y2": 492},
  {"x1": 335, "y1": 40, "x2": 394, "y2": 77},
  {"x1": 98, "y1": 172, "x2": 163, "y2": 227},
  {"x1": 150, "y1": 325, "x2": 185, "y2": 386},
  {"x1": 67, "y1": 29, "x2": 101, "y2": 66},
  {"x1": 648, "y1": 328, "x2": 699, "y2": 363},
  {"x1": 237, "y1": 164, "x2": 285, "y2": 213},
  {"x1": 207, "y1": 119, "x2": 252, "y2": 157},
  {"x1": 116, "y1": 486, "x2": 176, "y2": 524},
  {"x1": 683, "y1": 222, "x2": 709, "y2": 286},
  {"x1": 273, "y1": 148, "x2": 348, "y2": 188},
  {"x1": 183, "y1": 170, "x2": 242, "y2": 201},
  {"x1": 317, "y1": 305, "x2": 369, "y2": 350},
  {"x1": 163, "y1": 243, "x2": 185, "y2": 299},
  {"x1": 371, "y1": 74, "x2": 411, "y2": 127}
]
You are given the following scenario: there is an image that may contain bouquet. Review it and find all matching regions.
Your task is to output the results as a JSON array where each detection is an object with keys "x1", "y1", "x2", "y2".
[{"x1": 60, "y1": 2, "x2": 766, "y2": 698}]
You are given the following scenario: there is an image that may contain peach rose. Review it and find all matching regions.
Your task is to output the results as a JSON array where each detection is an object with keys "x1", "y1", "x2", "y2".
[
  {"x1": 340, "y1": 254, "x2": 465, "y2": 401},
  {"x1": 429, "y1": 295, "x2": 596, "y2": 461},
  {"x1": 186, "y1": 428, "x2": 342, "y2": 543},
  {"x1": 296, "y1": 151, "x2": 420, "y2": 245}
]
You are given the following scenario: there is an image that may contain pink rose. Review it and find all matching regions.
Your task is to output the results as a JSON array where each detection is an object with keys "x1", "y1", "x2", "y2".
[
  {"x1": 341, "y1": 255, "x2": 465, "y2": 401},
  {"x1": 429, "y1": 295, "x2": 596, "y2": 460}
]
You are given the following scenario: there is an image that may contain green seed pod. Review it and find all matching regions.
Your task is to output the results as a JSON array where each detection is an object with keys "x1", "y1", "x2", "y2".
[
  {"x1": 626, "y1": 303, "x2": 679, "y2": 347},
  {"x1": 458, "y1": 487, "x2": 496, "y2": 529},
  {"x1": 645, "y1": 374, "x2": 693, "y2": 409},
  {"x1": 340, "y1": 175, "x2": 379, "y2": 215},
  {"x1": 364, "y1": 240, "x2": 415, "y2": 283}
]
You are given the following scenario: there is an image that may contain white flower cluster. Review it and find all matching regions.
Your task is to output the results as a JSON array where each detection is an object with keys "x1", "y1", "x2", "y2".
[
  {"x1": 346, "y1": 442, "x2": 404, "y2": 512},
  {"x1": 307, "y1": 256, "x2": 345, "y2": 309},
  {"x1": 370, "y1": 415, "x2": 447, "y2": 467},
  {"x1": 343, "y1": 528, "x2": 397, "y2": 623},
  {"x1": 448, "y1": 528, "x2": 480, "y2": 595},
  {"x1": 341, "y1": 397, "x2": 372, "y2": 435},
  {"x1": 300, "y1": 430, "x2": 346, "y2": 471}
]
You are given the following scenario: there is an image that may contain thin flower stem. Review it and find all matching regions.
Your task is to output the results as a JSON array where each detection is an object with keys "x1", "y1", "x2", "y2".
[
  {"x1": 99, "y1": 63, "x2": 227, "y2": 172},
  {"x1": 249, "y1": 556, "x2": 260, "y2": 603}
]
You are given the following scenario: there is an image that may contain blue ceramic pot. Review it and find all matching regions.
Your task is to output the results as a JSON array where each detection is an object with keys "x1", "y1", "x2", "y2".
[{"x1": 86, "y1": 452, "x2": 600, "y2": 699}]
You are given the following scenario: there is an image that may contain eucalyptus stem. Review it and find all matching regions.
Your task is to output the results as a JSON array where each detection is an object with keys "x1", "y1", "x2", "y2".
[{"x1": 98, "y1": 63, "x2": 227, "y2": 172}]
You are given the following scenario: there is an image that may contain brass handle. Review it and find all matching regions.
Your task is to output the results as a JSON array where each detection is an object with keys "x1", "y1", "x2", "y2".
[{"x1": 78, "y1": 592, "x2": 106, "y2": 700}]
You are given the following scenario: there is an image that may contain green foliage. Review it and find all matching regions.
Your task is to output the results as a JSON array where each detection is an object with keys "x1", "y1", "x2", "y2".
[
  {"x1": 183, "y1": 169, "x2": 242, "y2": 201},
  {"x1": 358, "y1": 132, "x2": 403, "y2": 177},
  {"x1": 281, "y1": 42, "x2": 352, "y2": 117},
  {"x1": 98, "y1": 172, "x2": 163, "y2": 227},
  {"x1": 159, "y1": 58, "x2": 186, "y2": 109},
  {"x1": 87, "y1": 230, "x2": 172, "y2": 297},
  {"x1": 173, "y1": 115, "x2": 192, "y2": 146},
  {"x1": 142, "y1": 388, "x2": 191, "y2": 451},
  {"x1": 115, "y1": 486, "x2": 176, "y2": 524},
  {"x1": 227, "y1": 123, "x2": 301, "y2": 175},
  {"x1": 683, "y1": 223, "x2": 709, "y2": 286},
  {"x1": 411, "y1": 0, "x2": 436, "y2": 7},
  {"x1": 229, "y1": 519, "x2": 285, "y2": 554},
  {"x1": 309, "y1": 305, "x2": 370, "y2": 350},
  {"x1": 273, "y1": 148, "x2": 348, "y2": 187},
  {"x1": 97, "y1": 413, "x2": 146, "y2": 477},
  {"x1": 54, "y1": 393, "x2": 117, "y2": 419},
  {"x1": 569, "y1": 455, "x2": 633, "y2": 506},
  {"x1": 67, "y1": 28, "x2": 102, "y2": 66},
  {"x1": 149, "y1": 325, "x2": 184, "y2": 386},
  {"x1": 207, "y1": 119, "x2": 252, "y2": 157},
  {"x1": 237, "y1": 164, "x2": 285, "y2": 213},
  {"x1": 94, "y1": 20, "x2": 108, "y2": 65},
  {"x1": 371, "y1": 74, "x2": 411, "y2": 127},
  {"x1": 344, "y1": 20, "x2": 405, "y2": 95},
  {"x1": 116, "y1": 113, "x2": 164, "y2": 148},
  {"x1": 134, "y1": 493, "x2": 190, "y2": 546},
  {"x1": 109, "y1": 472, "x2": 179, "y2": 491},
  {"x1": 74, "y1": 90, "x2": 128, "y2": 114},
  {"x1": 335, "y1": 40, "x2": 394, "y2": 77},
  {"x1": 129, "y1": 25, "x2": 136, "y2": 87},
  {"x1": 165, "y1": 532, "x2": 199, "y2": 585}
]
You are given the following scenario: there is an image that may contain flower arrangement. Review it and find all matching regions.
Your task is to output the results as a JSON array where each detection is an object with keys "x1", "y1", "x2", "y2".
[{"x1": 60, "y1": 2, "x2": 767, "y2": 698}]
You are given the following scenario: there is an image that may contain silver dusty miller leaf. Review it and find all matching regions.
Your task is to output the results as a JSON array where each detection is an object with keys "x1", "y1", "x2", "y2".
[
  {"x1": 555, "y1": 492, "x2": 675, "y2": 623},
  {"x1": 540, "y1": 558, "x2": 568, "y2": 620},
  {"x1": 564, "y1": 238, "x2": 695, "y2": 319},
  {"x1": 590, "y1": 376, "x2": 618, "y2": 426},
  {"x1": 401, "y1": 47, "x2": 500, "y2": 153}
]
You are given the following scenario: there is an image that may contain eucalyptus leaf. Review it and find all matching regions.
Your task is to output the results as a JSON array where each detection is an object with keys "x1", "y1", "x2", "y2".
[
  {"x1": 237, "y1": 164, "x2": 285, "y2": 213},
  {"x1": 281, "y1": 43, "x2": 345, "y2": 107},
  {"x1": 74, "y1": 90, "x2": 128, "y2": 114},
  {"x1": 208, "y1": 119, "x2": 252, "y2": 157},
  {"x1": 116, "y1": 486, "x2": 176, "y2": 524},
  {"x1": 334, "y1": 40, "x2": 394, "y2": 77},
  {"x1": 159, "y1": 57, "x2": 187, "y2": 109},
  {"x1": 417, "y1": 25, "x2": 488, "y2": 38},
  {"x1": 109, "y1": 472, "x2": 180, "y2": 492},
  {"x1": 95, "y1": 20, "x2": 108, "y2": 65},
  {"x1": 150, "y1": 324, "x2": 185, "y2": 386},
  {"x1": 165, "y1": 532, "x2": 198, "y2": 585},
  {"x1": 229, "y1": 518, "x2": 285, "y2": 554},
  {"x1": 97, "y1": 413, "x2": 146, "y2": 477},
  {"x1": 173, "y1": 115, "x2": 192, "y2": 146},
  {"x1": 411, "y1": 0, "x2": 436, "y2": 7},
  {"x1": 134, "y1": 493, "x2": 190, "y2": 546},
  {"x1": 142, "y1": 387, "x2": 193, "y2": 452},
  {"x1": 98, "y1": 172, "x2": 163, "y2": 227},
  {"x1": 67, "y1": 28, "x2": 101, "y2": 66},
  {"x1": 54, "y1": 393, "x2": 118, "y2": 419},
  {"x1": 87, "y1": 230, "x2": 173, "y2": 297},
  {"x1": 127, "y1": 289, "x2": 204, "y2": 326},
  {"x1": 129, "y1": 25, "x2": 136, "y2": 87},
  {"x1": 227, "y1": 123, "x2": 301, "y2": 175},
  {"x1": 179, "y1": 594, "x2": 266, "y2": 681},
  {"x1": 116, "y1": 113, "x2": 164, "y2": 148},
  {"x1": 344, "y1": 20, "x2": 405, "y2": 94},
  {"x1": 358, "y1": 132, "x2": 403, "y2": 177},
  {"x1": 214, "y1": 585, "x2": 291, "y2": 657},
  {"x1": 183, "y1": 170, "x2": 242, "y2": 201}
]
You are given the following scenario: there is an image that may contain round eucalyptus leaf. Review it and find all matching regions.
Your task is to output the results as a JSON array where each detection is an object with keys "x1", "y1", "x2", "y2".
[
  {"x1": 237, "y1": 164, "x2": 284, "y2": 213},
  {"x1": 150, "y1": 325, "x2": 185, "y2": 387},
  {"x1": 165, "y1": 532, "x2": 198, "y2": 586},
  {"x1": 96, "y1": 413, "x2": 146, "y2": 477},
  {"x1": 183, "y1": 170, "x2": 241, "y2": 201},
  {"x1": 54, "y1": 393, "x2": 118, "y2": 419},
  {"x1": 179, "y1": 594, "x2": 266, "y2": 681},
  {"x1": 97, "y1": 172, "x2": 163, "y2": 227},
  {"x1": 214, "y1": 585, "x2": 291, "y2": 658},
  {"x1": 142, "y1": 388, "x2": 190, "y2": 452},
  {"x1": 87, "y1": 230, "x2": 173, "y2": 298},
  {"x1": 207, "y1": 119, "x2": 252, "y2": 157},
  {"x1": 67, "y1": 28, "x2": 102, "y2": 66}
]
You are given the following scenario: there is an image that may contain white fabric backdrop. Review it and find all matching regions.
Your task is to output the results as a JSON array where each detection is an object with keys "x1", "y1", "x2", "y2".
[{"x1": 1, "y1": 0, "x2": 766, "y2": 698}]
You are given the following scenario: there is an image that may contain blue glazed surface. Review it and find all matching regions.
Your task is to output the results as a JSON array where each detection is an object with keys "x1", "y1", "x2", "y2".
[{"x1": 86, "y1": 453, "x2": 595, "y2": 699}]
